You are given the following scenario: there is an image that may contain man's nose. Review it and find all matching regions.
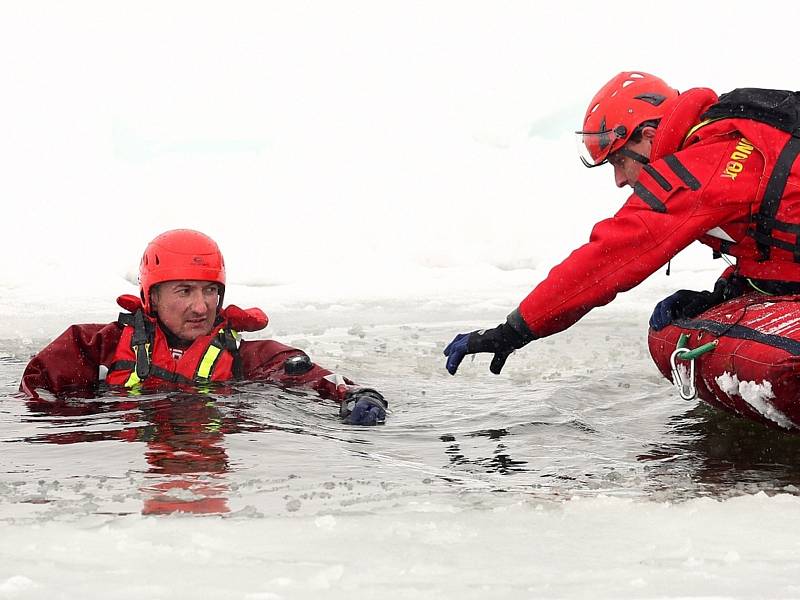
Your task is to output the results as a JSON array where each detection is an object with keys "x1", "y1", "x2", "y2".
[
  {"x1": 188, "y1": 290, "x2": 208, "y2": 313},
  {"x1": 614, "y1": 165, "x2": 628, "y2": 188}
]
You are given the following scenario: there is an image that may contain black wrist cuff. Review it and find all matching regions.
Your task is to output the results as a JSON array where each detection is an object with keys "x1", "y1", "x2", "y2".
[
  {"x1": 506, "y1": 309, "x2": 537, "y2": 348},
  {"x1": 340, "y1": 388, "x2": 388, "y2": 419}
]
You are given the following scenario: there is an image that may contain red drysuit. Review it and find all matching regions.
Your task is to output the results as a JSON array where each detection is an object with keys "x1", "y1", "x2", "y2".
[
  {"x1": 517, "y1": 88, "x2": 800, "y2": 338},
  {"x1": 20, "y1": 295, "x2": 352, "y2": 402}
]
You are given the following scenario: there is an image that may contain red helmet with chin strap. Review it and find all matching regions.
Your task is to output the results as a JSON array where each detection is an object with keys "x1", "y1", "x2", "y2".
[
  {"x1": 577, "y1": 71, "x2": 679, "y2": 167},
  {"x1": 139, "y1": 229, "x2": 226, "y2": 314}
]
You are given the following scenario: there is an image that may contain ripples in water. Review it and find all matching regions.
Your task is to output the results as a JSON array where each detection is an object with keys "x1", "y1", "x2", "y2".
[{"x1": 4, "y1": 321, "x2": 800, "y2": 520}]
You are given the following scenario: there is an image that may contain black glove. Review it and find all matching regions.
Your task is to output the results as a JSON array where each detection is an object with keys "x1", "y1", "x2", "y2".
[
  {"x1": 443, "y1": 310, "x2": 535, "y2": 375},
  {"x1": 340, "y1": 388, "x2": 387, "y2": 426},
  {"x1": 649, "y1": 277, "x2": 738, "y2": 331}
]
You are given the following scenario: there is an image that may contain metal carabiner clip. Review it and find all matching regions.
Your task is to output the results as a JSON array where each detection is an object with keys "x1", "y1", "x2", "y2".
[{"x1": 669, "y1": 347, "x2": 697, "y2": 401}]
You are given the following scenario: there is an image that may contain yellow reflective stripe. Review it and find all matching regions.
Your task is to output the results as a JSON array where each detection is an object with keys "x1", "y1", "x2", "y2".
[
  {"x1": 197, "y1": 327, "x2": 239, "y2": 380},
  {"x1": 124, "y1": 371, "x2": 140, "y2": 387},
  {"x1": 684, "y1": 118, "x2": 722, "y2": 142},
  {"x1": 197, "y1": 345, "x2": 222, "y2": 380}
]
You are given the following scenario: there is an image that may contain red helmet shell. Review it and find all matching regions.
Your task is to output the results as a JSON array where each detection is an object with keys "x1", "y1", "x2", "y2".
[
  {"x1": 139, "y1": 229, "x2": 226, "y2": 313},
  {"x1": 580, "y1": 71, "x2": 679, "y2": 165}
]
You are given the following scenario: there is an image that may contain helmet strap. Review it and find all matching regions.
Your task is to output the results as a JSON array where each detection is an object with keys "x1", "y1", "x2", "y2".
[
  {"x1": 217, "y1": 285, "x2": 226, "y2": 313},
  {"x1": 617, "y1": 147, "x2": 650, "y2": 165}
]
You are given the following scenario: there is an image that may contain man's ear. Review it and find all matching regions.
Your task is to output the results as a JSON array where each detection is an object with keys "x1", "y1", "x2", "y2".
[
  {"x1": 642, "y1": 126, "x2": 658, "y2": 140},
  {"x1": 149, "y1": 286, "x2": 159, "y2": 311}
]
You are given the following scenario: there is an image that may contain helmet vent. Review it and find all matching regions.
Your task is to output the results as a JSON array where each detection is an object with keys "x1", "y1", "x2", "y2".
[
  {"x1": 634, "y1": 93, "x2": 667, "y2": 106},
  {"x1": 154, "y1": 254, "x2": 160, "y2": 265}
]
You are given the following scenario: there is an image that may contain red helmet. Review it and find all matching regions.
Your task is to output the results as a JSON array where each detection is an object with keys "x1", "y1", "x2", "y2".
[
  {"x1": 576, "y1": 71, "x2": 678, "y2": 167},
  {"x1": 139, "y1": 229, "x2": 226, "y2": 313}
]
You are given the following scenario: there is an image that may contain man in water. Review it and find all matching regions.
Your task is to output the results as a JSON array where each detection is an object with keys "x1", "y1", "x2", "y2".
[
  {"x1": 21, "y1": 229, "x2": 387, "y2": 426},
  {"x1": 444, "y1": 71, "x2": 800, "y2": 374}
]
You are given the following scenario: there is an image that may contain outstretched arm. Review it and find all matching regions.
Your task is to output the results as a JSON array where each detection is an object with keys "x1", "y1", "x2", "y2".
[
  {"x1": 238, "y1": 339, "x2": 387, "y2": 425},
  {"x1": 446, "y1": 137, "x2": 758, "y2": 374}
]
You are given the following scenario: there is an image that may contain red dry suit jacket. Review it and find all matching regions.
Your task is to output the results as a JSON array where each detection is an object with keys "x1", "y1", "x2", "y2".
[
  {"x1": 20, "y1": 295, "x2": 354, "y2": 403},
  {"x1": 516, "y1": 87, "x2": 800, "y2": 339}
]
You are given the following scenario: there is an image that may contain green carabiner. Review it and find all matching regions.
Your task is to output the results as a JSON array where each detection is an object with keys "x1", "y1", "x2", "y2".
[{"x1": 676, "y1": 339, "x2": 719, "y2": 361}]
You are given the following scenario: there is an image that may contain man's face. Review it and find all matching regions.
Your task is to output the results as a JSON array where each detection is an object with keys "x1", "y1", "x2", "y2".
[
  {"x1": 609, "y1": 130, "x2": 654, "y2": 189},
  {"x1": 150, "y1": 280, "x2": 220, "y2": 343}
]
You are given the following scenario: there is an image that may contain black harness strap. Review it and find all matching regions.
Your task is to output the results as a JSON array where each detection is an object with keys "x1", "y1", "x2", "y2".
[
  {"x1": 674, "y1": 317, "x2": 800, "y2": 355},
  {"x1": 108, "y1": 354, "x2": 194, "y2": 385},
  {"x1": 221, "y1": 328, "x2": 244, "y2": 379},
  {"x1": 108, "y1": 360, "x2": 136, "y2": 373},
  {"x1": 131, "y1": 309, "x2": 151, "y2": 379},
  {"x1": 750, "y1": 229, "x2": 800, "y2": 262},
  {"x1": 148, "y1": 365, "x2": 194, "y2": 385},
  {"x1": 117, "y1": 310, "x2": 154, "y2": 379},
  {"x1": 618, "y1": 147, "x2": 650, "y2": 165},
  {"x1": 750, "y1": 136, "x2": 800, "y2": 261}
]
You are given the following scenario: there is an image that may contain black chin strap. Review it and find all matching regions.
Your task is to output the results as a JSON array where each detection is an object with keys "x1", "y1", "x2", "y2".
[{"x1": 617, "y1": 147, "x2": 650, "y2": 164}]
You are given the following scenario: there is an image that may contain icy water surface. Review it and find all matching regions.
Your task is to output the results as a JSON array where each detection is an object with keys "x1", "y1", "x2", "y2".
[
  {"x1": 4, "y1": 306, "x2": 800, "y2": 598},
  {"x1": 3, "y1": 310, "x2": 800, "y2": 522}
]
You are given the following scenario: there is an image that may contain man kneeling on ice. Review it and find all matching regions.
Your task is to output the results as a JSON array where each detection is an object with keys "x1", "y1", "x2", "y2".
[{"x1": 20, "y1": 229, "x2": 387, "y2": 426}]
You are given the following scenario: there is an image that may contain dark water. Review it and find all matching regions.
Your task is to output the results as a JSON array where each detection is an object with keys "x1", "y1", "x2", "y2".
[{"x1": 3, "y1": 317, "x2": 800, "y2": 522}]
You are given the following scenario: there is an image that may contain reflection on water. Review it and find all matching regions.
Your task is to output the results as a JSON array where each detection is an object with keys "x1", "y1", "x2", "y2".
[
  {"x1": 640, "y1": 403, "x2": 800, "y2": 499},
  {"x1": 25, "y1": 393, "x2": 237, "y2": 515},
  {"x1": 440, "y1": 429, "x2": 529, "y2": 475}
]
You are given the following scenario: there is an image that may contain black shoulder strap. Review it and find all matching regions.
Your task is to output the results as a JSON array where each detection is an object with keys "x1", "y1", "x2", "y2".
[
  {"x1": 751, "y1": 136, "x2": 800, "y2": 260},
  {"x1": 220, "y1": 327, "x2": 243, "y2": 379},
  {"x1": 117, "y1": 309, "x2": 154, "y2": 380}
]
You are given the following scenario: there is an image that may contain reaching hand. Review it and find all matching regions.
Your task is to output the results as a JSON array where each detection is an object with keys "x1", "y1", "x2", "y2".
[
  {"x1": 443, "y1": 329, "x2": 514, "y2": 375},
  {"x1": 444, "y1": 312, "x2": 534, "y2": 375},
  {"x1": 340, "y1": 388, "x2": 387, "y2": 426}
]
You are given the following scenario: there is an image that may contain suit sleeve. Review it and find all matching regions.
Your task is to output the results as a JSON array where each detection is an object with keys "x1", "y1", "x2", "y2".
[
  {"x1": 238, "y1": 339, "x2": 356, "y2": 402},
  {"x1": 20, "y1": 323, "x2": 123, "y2": 399},
  {"x1": 518, "y1": 139, "x2": 761, "y2": 338}
]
